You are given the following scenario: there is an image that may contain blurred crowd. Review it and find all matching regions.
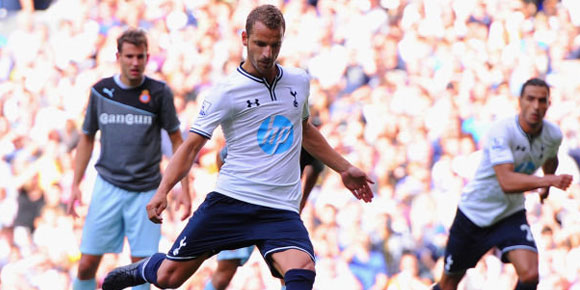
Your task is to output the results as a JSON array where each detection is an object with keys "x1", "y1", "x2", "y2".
[{"x1": 1, "y1": 0, "x2": 580, "y2": 289}]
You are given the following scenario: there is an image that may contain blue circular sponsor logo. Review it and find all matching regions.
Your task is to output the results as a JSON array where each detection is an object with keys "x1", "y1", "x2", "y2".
[{"x1": 257, "y1": 115, "x2": 294, "y2": 154}]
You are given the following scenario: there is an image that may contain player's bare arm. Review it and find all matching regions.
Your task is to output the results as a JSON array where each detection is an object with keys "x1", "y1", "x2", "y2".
[
  {"x1": 493, "y1": 162, "x2": 573, "y2": 194},
  {"x1": 301, "y1": 119, "x2": 374, "y2": 203},
  {"x1": 539, "y1": 156, "x2": 558, "y2": 203},
  {"x1": 168, "y1": 129, "x2": 193, "y2": 221},
  {"x1": 147, "y1": 132, "x2": 207, "y2": 223},
  {"x1": 67, "y1": 133, "x2": 95, "y2": 218}
]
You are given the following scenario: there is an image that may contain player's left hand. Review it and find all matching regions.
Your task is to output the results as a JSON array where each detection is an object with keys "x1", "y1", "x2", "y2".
[
  {"x1": 340, "y1": 166, "x2": 375, "y2": 203},
  {"x1": 173, "y1": 186, "x2": 192, "y2": 221},
  {"x1": 147, "y1": 192, "x2": 168, "y2": 224},
  {"x1": 538, "y1": 187, "x2": 550, "y2": 204}
]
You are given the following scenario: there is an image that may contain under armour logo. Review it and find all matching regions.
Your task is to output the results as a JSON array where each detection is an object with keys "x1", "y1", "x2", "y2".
[
  {"x1": 103, "y1": 87, "x2": 115, "y2": 98},
  {"x1": 247, "y1": 99, "x2": 260, "y2": 108},
  {"x1": 445, "y1": 255, "x2": 453, "y2": 272},
  {"x1": 172, "y1": 236, "x2": 187, "y2": 256},
  {"x1": 290, "y1": 90, "x2": 298, "y2": 107}
]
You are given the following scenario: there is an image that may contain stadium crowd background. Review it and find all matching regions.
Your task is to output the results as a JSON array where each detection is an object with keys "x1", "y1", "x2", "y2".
[{"x1": 1, "y1": 0, "x2": 580, "y2": 289}]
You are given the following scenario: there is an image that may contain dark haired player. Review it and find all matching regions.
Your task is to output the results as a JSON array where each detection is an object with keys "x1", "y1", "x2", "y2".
[{"x1": 433, "y1": 78, "x2": 573, "y2": 290}]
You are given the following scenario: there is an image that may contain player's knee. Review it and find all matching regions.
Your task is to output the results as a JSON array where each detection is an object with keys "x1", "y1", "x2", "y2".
[
  {"x1": 515, "y1": 262, "x2": 538, "y2": 285},
  {"x1": 298, "y1": 258, "x2": 315, "y2": 272},
  {"x1": 273, "y1": 250, "x2": 315, "y2": 273},
  {"x1": 283, "y1": 259, "x2": 315, "y2": 273},
  {"x1": 293, "y1": 252, "x2": 315, "y2": 272},
  {"x1": 77, "y1": 258, "x2": 99, "y2": 279},
  {"x1": 438, "y1": 272, "x2": 464, "y2": 290},
  {"x1": 518, "y1": 270, "x2": 539, "y2": 285}
]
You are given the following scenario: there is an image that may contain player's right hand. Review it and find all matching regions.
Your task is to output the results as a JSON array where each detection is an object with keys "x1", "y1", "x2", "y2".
[
  {"x1": 67, "y1": 184, "x2": 82, "y2": 218},
  {"x1": 147, "y1": 192, "x2": 168, "y2": 224}
]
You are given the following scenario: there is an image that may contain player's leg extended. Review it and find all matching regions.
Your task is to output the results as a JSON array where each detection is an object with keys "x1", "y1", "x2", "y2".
[
  {"x1": 271, "y1": 249, "x2": 316, "y2": 290},
  {"x1": 102, "y1": 252, "x2": 209, "y2": 290},
  {"x1": 105, "y1": 192, "x2": 255, "y2": 289},
  {"x1": 507, "y1": 249, "x2": 539, "y2": 290}
]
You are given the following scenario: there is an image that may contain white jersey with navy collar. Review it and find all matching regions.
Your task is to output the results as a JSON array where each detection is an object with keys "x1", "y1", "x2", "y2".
[
  {"x1": 459, "y1": 115, "x2": 562, "y2": 227},
  {"x1": 191, "y1": 64, "x2": 310, "y2": 213}
]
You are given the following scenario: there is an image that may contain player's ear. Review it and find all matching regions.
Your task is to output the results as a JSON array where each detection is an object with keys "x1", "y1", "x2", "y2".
[{"x1": 242, "y1": 30, "x2": 248, "y2": 46}]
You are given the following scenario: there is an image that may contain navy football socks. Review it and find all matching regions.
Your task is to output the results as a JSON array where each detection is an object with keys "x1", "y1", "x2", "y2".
[
  {"x1": 514, "y1": 280, "x2": 537, "y2": 290},
  {"x1": 141, "y1": 252, "x2": 166, "y2": 285},
  {"x1": 283, "y1": 269, "x2": 315, "y2": 290}
]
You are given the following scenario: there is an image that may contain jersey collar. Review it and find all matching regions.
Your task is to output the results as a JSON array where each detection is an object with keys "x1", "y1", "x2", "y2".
[
  {"x1": 236, "y1": 62, "x2": 283, "y2": 85},
  {"x1": 515, "y1": 115, "x2": 543, "y2": 143}
]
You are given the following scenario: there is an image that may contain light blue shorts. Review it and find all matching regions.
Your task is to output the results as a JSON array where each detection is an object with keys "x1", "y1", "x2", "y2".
[
  {"x1": 216, "y1": 245, "x2": 255, "y2": 266},
  {"x1": 80, "y1": 175, "x2": 160, "y2": 257}
]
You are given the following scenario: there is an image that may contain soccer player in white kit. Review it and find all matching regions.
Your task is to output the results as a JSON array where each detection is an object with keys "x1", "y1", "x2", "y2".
[
  {"x1": 433, "y1": 78, "x2": 573, "y2": 290},
  {"x1": 102, "y1": 5, "x2": 374, "y2": 290}
]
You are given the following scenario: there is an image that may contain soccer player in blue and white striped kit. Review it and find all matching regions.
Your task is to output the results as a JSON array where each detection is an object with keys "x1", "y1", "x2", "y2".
[
  {"x1": 103, "y1": 4, "x2": 374, "y2": 290},
  {"x1": 433, "y1": 78, "x2": 573, "y2": 290}
]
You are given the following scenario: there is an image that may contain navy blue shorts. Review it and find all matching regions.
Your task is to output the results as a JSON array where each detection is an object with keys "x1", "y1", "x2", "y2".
[
  {"x1": 166, "y1": 192, "x2": 315, "y2": 278},
  {"x1": 443, "y1": 209, "x2": 537, "y2": 275}
]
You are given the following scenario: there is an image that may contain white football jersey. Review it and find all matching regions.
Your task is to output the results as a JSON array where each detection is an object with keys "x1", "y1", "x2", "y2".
[
  {"x1": 191, "y1": 64, "x2": 310, "y2": 212},
  {"x1": 459, "y1": 116, "x2": 562, "y2": 227}
]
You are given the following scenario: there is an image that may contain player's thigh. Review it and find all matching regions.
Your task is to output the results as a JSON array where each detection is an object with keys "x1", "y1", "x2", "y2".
[
  {"x1": 123, "y1": 189, "x2": 160, "y2": 257},
  {"x1": 80, "y1": 175, "x2": 125, "y2": 254},
  {"x1": 443, "y1": 209, "x2": 491, "y2": 275}
]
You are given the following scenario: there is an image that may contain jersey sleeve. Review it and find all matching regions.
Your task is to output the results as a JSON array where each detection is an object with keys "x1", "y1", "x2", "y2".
[
  {"x1": 190, "y1": 83, "x2": 232, "y2": 139},
  {"x1": 81, "y1": 88, "x2": 99, "y2": 135},
  {"x1": 485, "y1": 122, "x2": 514, "y2": 166},
  {"x1": 159, "y1": 84, "x2": 181, "y2": 133}
]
